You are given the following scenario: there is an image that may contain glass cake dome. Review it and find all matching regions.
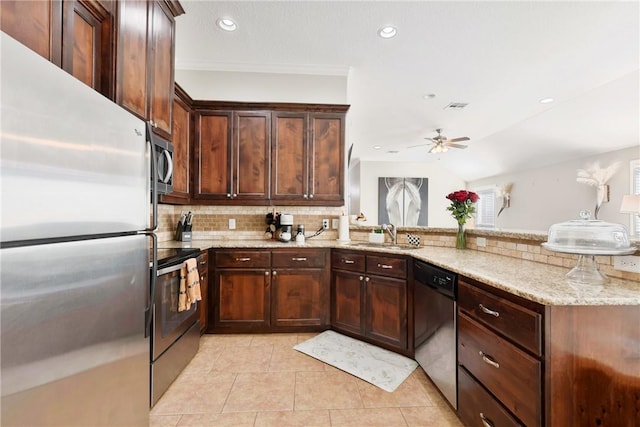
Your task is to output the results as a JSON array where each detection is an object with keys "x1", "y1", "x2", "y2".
[{"x1": 542, "y1": 210, "x2": 636, "y2": 286}]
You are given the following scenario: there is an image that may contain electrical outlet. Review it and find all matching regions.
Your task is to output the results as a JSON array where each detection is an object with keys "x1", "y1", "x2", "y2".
[
  {"x1": 229, "y1": 218, "x2": 236, "y2": 230},
  {"x1": 613, "y1": 255, "x2": 640, "y2": 273},
  {"x1": 322, "y1": 219, "x2": 329, "y2": 230}
]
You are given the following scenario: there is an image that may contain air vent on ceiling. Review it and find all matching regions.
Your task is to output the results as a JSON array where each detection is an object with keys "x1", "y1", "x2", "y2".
[{"x1": 444, "y1": 102, "x2": 468, "y2": 110}]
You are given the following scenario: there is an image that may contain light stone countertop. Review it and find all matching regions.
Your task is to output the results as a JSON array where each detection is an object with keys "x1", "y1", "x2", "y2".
[{"x1": 162, "y1": 238, "x2": 640, "y2": 306}]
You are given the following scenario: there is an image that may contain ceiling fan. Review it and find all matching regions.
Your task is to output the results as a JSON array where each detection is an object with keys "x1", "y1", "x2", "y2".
[{"x1": 410, "y1": 128, "x2": 471, "y2": 153}]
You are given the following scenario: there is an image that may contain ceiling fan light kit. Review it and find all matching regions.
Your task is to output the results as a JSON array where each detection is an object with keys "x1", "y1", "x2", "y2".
[{"x1": 417, "y1": 128, "x2": 471, "y2": 154}]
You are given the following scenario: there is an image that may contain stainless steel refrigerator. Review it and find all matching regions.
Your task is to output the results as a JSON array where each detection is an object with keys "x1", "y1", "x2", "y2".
[{"x1": 1, "y1": 33, "x2": 151, "y2": 425}]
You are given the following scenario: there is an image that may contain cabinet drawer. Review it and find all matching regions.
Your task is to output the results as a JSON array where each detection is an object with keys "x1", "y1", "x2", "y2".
[
  {"x1": 332, "y1": 251, "x2": 365, "y2": 272},
  {"x1": 458, "y1": 280, "x2": 542, "y2": 356},
  {"x1": 215, "y1": 250, "x2": 271, "y2": 268},
  {"x1": 458, "y1": 312, "x2": 541, "y2": 427},
  {"x1": 272, "y1": 249, "x2": 326, "y2": 268},
  {"x1": 458, "y1": 366, "x2": 524, "y2": 427},
  {"x1": 366, "y1": 255, "x2": 407, "y2": 279}
]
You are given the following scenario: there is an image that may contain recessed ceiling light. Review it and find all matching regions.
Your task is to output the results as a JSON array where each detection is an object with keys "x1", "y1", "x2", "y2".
[
  {"x1": 423, "y1": 94, "x2": 436, "y2": 100},
  {"x1": 387, "y1": 150, "x2": 399, "y2": 154},
  {"x1": 539, "y1": 97, "x2": 554, "y2": 104},
  {"x1": 378, "y1": 26, "x2": 397, "y2": 39},
  {"x1": 217, "y1": 18, "x2": 237, "y2": 32},
  {"x1": 373, "y1": 145, "x2": 382, "y2": 150}
]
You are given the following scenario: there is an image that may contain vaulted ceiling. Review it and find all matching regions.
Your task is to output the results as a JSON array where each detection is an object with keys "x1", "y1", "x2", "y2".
[{"x1": 174, "y1": 1, "x2": 639, "y2": 181}]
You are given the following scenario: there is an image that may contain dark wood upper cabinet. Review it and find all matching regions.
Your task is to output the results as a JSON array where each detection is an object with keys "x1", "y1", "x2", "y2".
[
  {"x1": 193, "y1": 110, "x2": 270, "y2": 202},
  {"x1": 0, "y1": 0, "x2": 63, "y2": 65},
  {"x1": 116, "y1": 0, "x2": 183, "y2": 139},
  {"x1": 62, "y1": 0, "x2": 113, "y2": 97},
  {"x1": 271, "y1": 111, "x2": 344, "y2": 204},
  {"x1": 1, "y1": 0, "x2": 113, "y2": 96},
  {"x1": 159, "y1": 84, "x2": 192, "y2": 204}
]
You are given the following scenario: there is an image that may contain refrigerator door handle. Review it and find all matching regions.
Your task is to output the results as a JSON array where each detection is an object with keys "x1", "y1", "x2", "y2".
[
  {"x1": 145, "y1": 233, "x2": 157, "y2": 339},
  {"x1": 146, "y1": 123, "x2": 158, "y2": 233}
]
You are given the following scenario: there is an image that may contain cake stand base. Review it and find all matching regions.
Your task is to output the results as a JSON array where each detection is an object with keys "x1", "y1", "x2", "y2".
[{"x1": 566, "y1": 254, "x2": 609, "y2": 286}]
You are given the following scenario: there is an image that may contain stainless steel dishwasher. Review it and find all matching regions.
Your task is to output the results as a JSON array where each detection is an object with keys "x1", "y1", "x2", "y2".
[{"x1": 413, "y1": 259, "x2": 458, "y2": 409}]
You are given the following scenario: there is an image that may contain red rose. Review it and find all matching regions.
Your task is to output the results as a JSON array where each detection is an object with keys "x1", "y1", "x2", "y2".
[
  {"x1": 454, "y1": 190, "x2": 468, "y2": 203},
  {"x1": 468, "y1": 192, "x2": 479, "y2": 203}
]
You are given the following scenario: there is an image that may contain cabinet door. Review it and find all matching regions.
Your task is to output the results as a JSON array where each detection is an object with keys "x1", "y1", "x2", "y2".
[
  {"x1": 61, "y1": 0, "x2": 112, "y2": 97},
  {"x1": 331, "y1": 270, "x2": 363, "y2": 335},
  {"x1": 233, "y1": 111, "x2": 270, "y2": 200},
  {"x1": 147, "y1": 0, "x2": 174, "y2": 138},
  {"x1": 364, "y1": 275, "x2": 407, "y2": 350},
  {"x1": 308, "y1": 113, "x2": 344, "y2": 203},
  {"x1": 0, "y1": 1, "x2": 62, "y2": 65},
  {"x1": 115, "y1": 0, "x2": 148, "y2": 120},
  {"x1": 271, "y1": 268, "x2": 328, "y2": 327},
  {"x1": 194, "y1": 111, "x2": 233, "y2": 200},
  {"x1": 214, "y1": 269, "x2": 270, "y2": 329},
  {"x1": 162, "y1": 94, "x2": 191, "y2": 202},
  {"x1": 271, "y1": 112, "x2": 307, "y2": 201}
]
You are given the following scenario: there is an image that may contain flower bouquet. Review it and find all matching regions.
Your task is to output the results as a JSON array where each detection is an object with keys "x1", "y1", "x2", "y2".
[{"x1": 446, "y1": 190, "x2": 479, "y2": 249}]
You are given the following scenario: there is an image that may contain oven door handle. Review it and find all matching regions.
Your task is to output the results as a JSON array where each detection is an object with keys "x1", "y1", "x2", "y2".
[{"x1": 157, "y1": 262, "x2": 184, "y2": 276}]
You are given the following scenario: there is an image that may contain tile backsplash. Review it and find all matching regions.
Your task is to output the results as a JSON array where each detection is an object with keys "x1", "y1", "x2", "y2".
[
  {"x1": 157, "y1": 204, "x2": 344, "y2": 242},
  {"x1": 158, "y1": 205, "x2": 639, "y2": 282}
]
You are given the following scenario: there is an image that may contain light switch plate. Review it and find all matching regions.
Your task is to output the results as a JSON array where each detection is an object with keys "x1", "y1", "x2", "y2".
[
  {"x1": 229, "y1": 218, "x2": 236, "y2": 230},
  {"x1": 476, "y1": 237, "x2": 487, "y2": 247}
]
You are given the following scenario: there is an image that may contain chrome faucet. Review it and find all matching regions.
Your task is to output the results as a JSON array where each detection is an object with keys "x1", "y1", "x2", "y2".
[{"x1": 382, "y1": 223, "x2": 397, "y2": 245}]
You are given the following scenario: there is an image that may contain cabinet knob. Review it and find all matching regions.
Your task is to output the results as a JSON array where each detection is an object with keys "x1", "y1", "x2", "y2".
[
  {"x1": 227, "y1": 193, "x2": 232, "y2": 198},
  {"x1": 359, "y1": 276, "x2": 364, "y2": 281},
  {"x1": 309, "y1": 194, "x2": 314, "y2": 199},
  {"x1": 479, "y1": 351, "x2": 500, "y2": 369},
  {"x1": 233, "y1": 193, "x2": 237, "y2": 197},
  {"x1": 265, "y1": 271, "x2": 270, "y2": 276},
  {"x1": 479, "y1": 304, "x2": 500, "y2": 318},
  {"x1": 272, "y1": 270, "x2": 277, "y2": 276},
  {"x1": 303, "y1": 194, "x2": 308, "y2": 199},
  {"x1": 479, "y1": 413, "x2": 495, "y2": 427},
  {"x1": 364, "y1": 277, "x2": 370, "y2": 282}
]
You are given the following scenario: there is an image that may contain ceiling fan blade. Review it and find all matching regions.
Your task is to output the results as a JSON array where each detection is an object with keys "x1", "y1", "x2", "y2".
[
  {"x1": 407, "y1": 143, "x2": 428, "y2": 148},
  {"x1": 444, "y1": 143, "x2": 468, "y2": 149},
  {"x1": 428, "y1": 146, "x2": 438, "y2": 153},
  {"x1": 423, "y1": 137, "x2": 436, "y2": 142},
  {"x1": 448, "y1": 137, "x2": 470, "y2": 143}
]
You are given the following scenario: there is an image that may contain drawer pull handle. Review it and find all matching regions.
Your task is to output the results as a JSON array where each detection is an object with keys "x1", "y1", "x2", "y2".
[
  {"x1": 479, "y1": 413, "x2": 495, "y2": 427},
  {"x1": 479, "y1": 351, "x2": 500, "y2": 369},
  {"x1": 343, "y1": 259, "x2": 355, "y2": 264},
  {"x1": 291, "y1": 257, "x2": 308, "y2": 261},
  {"x1": 377, "y1": 263, "x2": 393, "y2": 269},
  {"x1": 479, "y1": 304, "x2": 500, "y2": 317},
  {"x1": 199, "y1": 261, "x2": 207, "y2": 265},
  {"x1": 236, "y1": 257, "x2": 251, "y2": 262}
]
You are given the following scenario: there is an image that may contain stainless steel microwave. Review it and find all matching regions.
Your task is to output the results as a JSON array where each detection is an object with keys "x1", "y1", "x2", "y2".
[{"x1": 147, "y1": 123, "x2": 174, "y2": 195}]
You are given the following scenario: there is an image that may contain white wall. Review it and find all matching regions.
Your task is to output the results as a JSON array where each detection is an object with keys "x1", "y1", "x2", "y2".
[
  {"x1": 469, "y1": 146, "x2": 640, "y2": 232},
  {"x1": 175, "y1": 70, "x2": 348, "y2": 104},
  {"x1": 353, "y1": 160, "x2": 466, "y2": 227}
]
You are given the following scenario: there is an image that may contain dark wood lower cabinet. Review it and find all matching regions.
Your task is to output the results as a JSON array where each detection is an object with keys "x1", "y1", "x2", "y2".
[
  {"x1": 210, "y1": 248, "x2": 330, "y2": 333},
  {"x1": 458, "y1": 366, "x2": 524, "y2": 427},
  {"x1": 214, "y1": 269, "x2": 270, "y2": 330},
  {"x1": 364, "y1": 274, "x2": 407, "y2": 349},
  {"x1": 331, "y1": 250, "x2": 409, "y2": 354}
]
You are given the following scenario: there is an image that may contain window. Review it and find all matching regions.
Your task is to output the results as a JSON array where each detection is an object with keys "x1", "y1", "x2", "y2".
[
  {"x1": 474, "y1": 187, "x2": 496, "y2": 228},
  {"x1": 631, "y1": 160, "x2": 640, "y2": 236}
]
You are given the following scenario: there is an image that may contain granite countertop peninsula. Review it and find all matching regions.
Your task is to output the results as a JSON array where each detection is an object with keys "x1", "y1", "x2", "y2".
[{"x1": 162, "y1": 237, "x2": 640, "y2": 307}]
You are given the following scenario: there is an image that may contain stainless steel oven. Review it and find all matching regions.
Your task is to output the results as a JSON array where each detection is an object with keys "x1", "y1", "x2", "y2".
[{"x1": 150, "y1": 248, "x2": 201, "y2": 406}]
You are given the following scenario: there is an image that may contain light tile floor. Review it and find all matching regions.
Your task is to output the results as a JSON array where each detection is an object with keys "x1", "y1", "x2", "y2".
[{"x1": 150, "y1": 333, "x2": 464, "y2": 427}]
